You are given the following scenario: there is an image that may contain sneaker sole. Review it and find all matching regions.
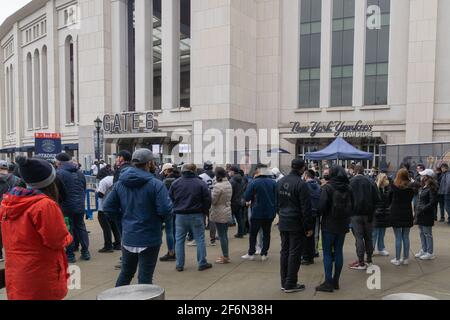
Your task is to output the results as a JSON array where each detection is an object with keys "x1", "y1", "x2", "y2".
[{"x1": 284, "y1": 287, "x2": 306, "y2": 293}]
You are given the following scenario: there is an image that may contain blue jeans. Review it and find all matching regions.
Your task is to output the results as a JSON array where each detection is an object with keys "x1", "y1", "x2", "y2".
[
  {"x1": 322, "y1": 231, "x2": 346, "y2": 284},
  {"x1": 372, "y1": 228, "x2": 386, "y2": 252},
  {"x1": 175, "y1": 214, "x2": 208, "y2": 268},
  {"x1": 393, "y1": 227, "x2": 410, "y2": 260},
  {"x1": 164, "y1": 214, "x2": 175, "y2": 252},
  {"x1": 419, "y1": 226, "x2": 433, "y2": 254},
  {"x1": 116, "y1": 246, "x2": 160, "y2": 286},
  {"x1": 215, "y1": 223, "x2": 229, "y2": 258},
  {"x1": 66, "y1": 211, "x2": 90, "y2": 258}
]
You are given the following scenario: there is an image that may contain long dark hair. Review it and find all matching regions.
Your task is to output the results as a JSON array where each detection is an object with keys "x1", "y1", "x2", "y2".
[
  {"x1": 422, "y1": 175, "x2": 438, "y2": 193},
  {"x1": 215, "y1": 167, "x2": 227, "y2": 182},
  {"x1": 39, "y1": 182, "x2": 60, "y2": 203}
]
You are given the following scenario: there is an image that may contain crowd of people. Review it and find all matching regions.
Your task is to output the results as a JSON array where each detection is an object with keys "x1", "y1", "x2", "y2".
[{"x1": 0, "y1": 148, "x2": 449, "y2": 299}]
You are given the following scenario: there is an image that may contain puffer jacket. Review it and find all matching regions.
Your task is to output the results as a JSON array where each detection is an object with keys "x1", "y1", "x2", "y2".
[
  {"x1": 0, "y1": 188, "x2": 72, "y2": 300},
  {"x1": 374, "y1": 186, "x2": 391, "y2": 228},
  {"x1": 415, "y1": 186, "x2": 438, "y2": 227},
  {"x1": 210, "y1": 179, "x2": 233, "y2": 224},
  {"x1": 103, "y1": 167, "x2": 173, "y2": 248},
  {"x1": 57, "y1": 162, "x2": 86, "y2": 214}
]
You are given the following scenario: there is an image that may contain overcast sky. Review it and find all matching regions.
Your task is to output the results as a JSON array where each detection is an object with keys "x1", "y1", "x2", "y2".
[{"x1": 0, "y1": 1, "x2": 32, "y2": 25}]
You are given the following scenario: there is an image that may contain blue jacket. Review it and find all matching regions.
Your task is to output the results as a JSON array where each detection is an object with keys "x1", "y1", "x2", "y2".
[
  {"x1": 57, "y1": 162, "x2": 86, "y2": 214},
  {"x1": 306, "y1": 179, "x2": 321, "y2": 216},
  {"x1": 245, "y1": 175, "x2": 277, "y2": 220},
  {"x1": 103, "y1": 167, "x2": 173, "y2": 248},
  {"x1": 169, "y1": 172, "x2": 211, "y2": 215}
]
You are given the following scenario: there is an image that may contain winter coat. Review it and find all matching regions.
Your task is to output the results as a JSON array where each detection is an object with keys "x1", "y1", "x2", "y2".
[
  {"x1": 210, "y1": 179, "x2": 233, "y2": 224},
  {"x1": 277, "y1": 171, "x2": 313, "y2": 232},
  {"x1": 103, "y1": 167, "x2": 173, "y2": 248},
  {"x1": 244, "y1": 175, "x2": 277, "y2": 221},
  {"x1": 113, "y1": 162, "x2": 133, "y2": 184},
  {"x1": 230, "y1": 174, "x2": 246, "y2": 211},
  {"x1": 57, "y1": 162, "x2": 87, "y2": 214},
  {"x1": 199, "y1": 170, "x2": 215, "y2": 191},
  {"x1": 306, "y1": 179, "x2": 321, "y2": 217},
  {"x1": 169, "y1": 171, "x2": 212, "y2": 215},
  {"x1": 438, "y1": 171, "x2": 450, "y2": 195},
  {"x1": 415, "y1": 186, "x2": 438, "y2": 227},
  {"x1": 349, "y1": 175, "x2": 380, "y2": 218},
  {"x1": 0, "y1": 188, "x2": 72, "y2": 300},
  {"x1": 319, "y1": 176, "x2": 354, "y2": 235},
  {"x1": 374, "y1": 186, "x2": 391, "y2": 228},
  {"x1": 389, "y1": 184, "x2": 415, "y2": 228}
]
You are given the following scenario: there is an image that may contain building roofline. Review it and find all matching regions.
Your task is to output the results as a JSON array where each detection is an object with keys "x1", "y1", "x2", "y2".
[{"x1": 0, "y1": 0, "x2": 47, "y2": 40}]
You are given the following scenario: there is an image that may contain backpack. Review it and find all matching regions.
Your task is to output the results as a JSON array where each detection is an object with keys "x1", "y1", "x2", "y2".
[{"x1": 329, "y1": 185, "x2": 352, "y2": 220}]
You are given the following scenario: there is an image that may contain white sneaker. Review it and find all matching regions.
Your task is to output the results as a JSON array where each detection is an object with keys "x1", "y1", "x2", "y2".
[
  {"x1": 378, "y1": 250, "x2": 390, "y2": 257},
  {"x1": 419, "y1": 253, "x2": 436, "y2": 260},
  {"x1": 241, "y1": 254, "x2": 255, "y2": 261},
  {"x1": 390, "y1": 258, "x2": 401, "y2": 266},
  {"x1": 261, "y1": 255, "x2": 268, "y2": 262},
  {"x1": 187, "y1": 240, "x2": 197, "y2": 247},
  {"x1": 415, "y1": 250, "x2": 425, "y2": 258},
  {"x1": 402, "y1": 259, "x2": 409, "y2": 265},
  {"x1": 255, "y1": 248, "x2": 262, "y2": 255}
]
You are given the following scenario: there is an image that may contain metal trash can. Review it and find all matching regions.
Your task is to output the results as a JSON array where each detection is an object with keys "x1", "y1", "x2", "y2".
[
  {"x1": 383, "y1": 293, "x2": 438, "y2": 300},
  {"x1": 97, "y1": 285, "x2": 165, "y2": 300}
]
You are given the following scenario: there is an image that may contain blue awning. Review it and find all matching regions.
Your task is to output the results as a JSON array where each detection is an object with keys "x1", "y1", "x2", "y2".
[
  {"x1": 305, "y1": 137, "x2": 373, "y2": 161},
  {"x1": 0, "y1": 147, "x2": 16, "y2": 154}
]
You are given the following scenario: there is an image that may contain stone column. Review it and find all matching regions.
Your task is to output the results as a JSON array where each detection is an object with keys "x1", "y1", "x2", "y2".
[
  {"x1": 135, "y1": 0, "x2": 153, "y2": 111},
  {"x1": 111, "y1": 0, "x2": 128, "y2": 113},
  {"x1": 353, "y1": 0, "x2": 366, "y2": 107},
  {"x1": 162, "y1": 0, "x2": 180, "y2": 110},
  {"x1": 320, "y1": 0, "x2": 332, "y2": 108}
]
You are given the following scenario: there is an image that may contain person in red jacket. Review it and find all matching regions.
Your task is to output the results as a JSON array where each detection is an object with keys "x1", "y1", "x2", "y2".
[{"x1": 0, "y1": 156, "x2": 72, "y2": 300}]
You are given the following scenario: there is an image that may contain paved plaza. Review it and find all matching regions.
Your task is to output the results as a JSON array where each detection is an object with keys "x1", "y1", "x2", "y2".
[{"x1": 2, "y1": 218, "x2": 450, "y2": 300}]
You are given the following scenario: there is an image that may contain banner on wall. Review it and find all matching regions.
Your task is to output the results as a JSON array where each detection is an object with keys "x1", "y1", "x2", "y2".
[{"x1": 35, "y1": 133, "x2": 62, "y2": 159}]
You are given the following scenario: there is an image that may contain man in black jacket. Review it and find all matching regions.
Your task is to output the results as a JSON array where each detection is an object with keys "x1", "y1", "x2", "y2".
[
  {"x1": 349, "y1": 165, "x2": 380, "y2": 270},
  {"x1": 277, "y1": 159, "x2": 313, "y2": 293},
  {"x1": 230, "y1": 166, "x2": 246, "y2": 238},
  {"x1": 113, "y1": 150, "x2": 132, "y2": 183}
]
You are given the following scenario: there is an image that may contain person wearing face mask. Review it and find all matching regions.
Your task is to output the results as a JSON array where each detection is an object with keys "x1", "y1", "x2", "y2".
[{"x1": 103, "y1": 149, "x2": 173, "y2": 286}]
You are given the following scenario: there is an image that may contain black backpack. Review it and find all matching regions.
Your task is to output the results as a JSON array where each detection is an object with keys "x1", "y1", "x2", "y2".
[{"x1": 329, "y1": 185, "x2": 352, "y2": 219}]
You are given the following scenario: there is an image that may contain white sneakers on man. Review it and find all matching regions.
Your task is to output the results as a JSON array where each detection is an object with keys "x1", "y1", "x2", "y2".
[
  {"x1": 390, "y1": 258, "x2": 401, "y2": 266},
  {"x1": 374, "y1": 250, "x2": 389, "y2": 257},
  {"x1": 241, "y1": 254, "x2": 255, "y2": 261},
  {"x1": 415, "y1": 250, "x2": 425, "y2": 258},
  {"x1": 419, "y1": 253, "x2": 436, "y2": 260},
  {"x1": 261, "y1": 255, "x2": 269, "y2": 262}
]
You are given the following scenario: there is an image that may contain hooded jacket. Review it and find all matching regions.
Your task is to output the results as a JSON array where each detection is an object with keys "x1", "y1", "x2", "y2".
[
  {"x1": 415, "y1": 186, "x2": 438, "y2": 227},
  {"x1": 244, "y1": 174, "x2": 277, "y2": 220},
  {"x1": 57, "y1": 162, "x2": 86, "y2": 214},
  {"x1": 389, "y1": 183, "x2": 415, "y2": 228},
  {"x1": 0, "y1": 188, "x2": 72, "y2": 300},
  {"x1": 103, "y1": 167, "x2": 173, "y2": 248},
  {"x1": 169, "y1": 171, "x2": 212, "y2": 215},
  {"x1": 210, "y1": 179, "x2": 233, "y2": 224},
  {"x1": 350, "y1": 175, "x2": 380, "y2": 218},
  {"x1": 230, "y1": 174, "x2": 246, "y2": 210},
  {"x1": 277, "y1": 171, "x2": 313, "y2": 232},
  {"x1": 319, "y1": 170, "x2": 354, "y2": 235}
]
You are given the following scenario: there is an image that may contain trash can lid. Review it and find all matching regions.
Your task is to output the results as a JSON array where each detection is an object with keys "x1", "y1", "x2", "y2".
[
  {"x1": 97, "y1": 284, "x2": 165, "y2": 300},
  {"x1": 383, "y1": 293, "x2": 438, "y2": 300}
]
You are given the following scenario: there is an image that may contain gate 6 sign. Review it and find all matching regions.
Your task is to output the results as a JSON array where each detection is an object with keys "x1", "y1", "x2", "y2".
[{"x1": 102, "y1": 112, "x2": 159, "y2": 134}]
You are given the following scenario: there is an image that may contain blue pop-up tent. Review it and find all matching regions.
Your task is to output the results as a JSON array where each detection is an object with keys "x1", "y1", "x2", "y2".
[{"x1": 305, "y1": 137, "x2": 373, "y2": 161}]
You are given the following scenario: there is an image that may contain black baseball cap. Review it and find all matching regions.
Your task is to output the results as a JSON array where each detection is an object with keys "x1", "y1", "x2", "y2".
[
  {"x1": 117, "y1": 150, "x2": 132, "y2": 162},
  {"x1": 291, "y1": 159, "x2": 306, "y2": 170}
]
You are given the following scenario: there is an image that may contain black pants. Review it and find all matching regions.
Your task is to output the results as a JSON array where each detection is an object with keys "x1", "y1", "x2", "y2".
[
  {"x1": 302, "y1": 217, "x2": 316, "y2": 261},
  {"x1": 280, "y1": 231, "x2": 304, "y2": 289},
  {"x1": 248, "y1": 219, "x2": 273, "y2": 256},
  {"x1": 98, "y1": 211, "x2": 121, "y2": 249}
]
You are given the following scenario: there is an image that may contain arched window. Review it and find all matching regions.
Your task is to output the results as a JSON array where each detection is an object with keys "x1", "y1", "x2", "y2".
[
  {"x1": 65, "y1": 35, "x2": 75, "y2": 124},
  {"x1": 26, "y1": 53, "x2": 33, "y2": 129},
  {"x1": 34, "y1": 49, "x2": 41, "y2": 128},
  {"x1": 42, "y1": 46, "x2": 48, "y2": 127}
]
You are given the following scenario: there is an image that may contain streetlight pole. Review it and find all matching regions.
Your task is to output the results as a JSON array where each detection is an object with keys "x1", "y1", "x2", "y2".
[{"x1": 94, "y1": 117, "x2": 103, "y2": 161}]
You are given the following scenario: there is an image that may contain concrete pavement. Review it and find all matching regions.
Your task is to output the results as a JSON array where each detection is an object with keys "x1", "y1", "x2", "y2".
[{"x1": 1, "y1": 218, "x2": 450, "y2": 300}]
